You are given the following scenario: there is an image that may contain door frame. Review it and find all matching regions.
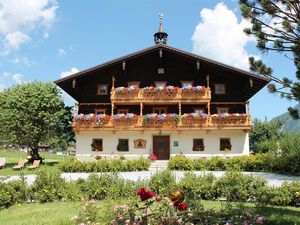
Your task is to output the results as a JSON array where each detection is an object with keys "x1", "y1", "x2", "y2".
[{"x1": 152, "y1": 135, "x2": 170, "y2": 160}]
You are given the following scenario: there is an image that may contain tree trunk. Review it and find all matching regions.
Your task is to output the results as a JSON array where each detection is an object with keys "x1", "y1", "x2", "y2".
[{"x1": 30, "y1": 147, "x2": 43, "y2": 163}]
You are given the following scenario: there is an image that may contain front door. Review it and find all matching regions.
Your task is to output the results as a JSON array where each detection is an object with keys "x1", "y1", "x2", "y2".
[{"x1": 153, "y1": 136, "x2": 170, "y2": 160}]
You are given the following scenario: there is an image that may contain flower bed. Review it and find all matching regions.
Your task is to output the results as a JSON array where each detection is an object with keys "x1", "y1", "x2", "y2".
[
  {"x1": 114, "y1": 86, "x2": 139, "y2": 92},
  {"x1": 73, "y1": 114, "x2": 110, "y2": 128},
  {"x1": 181, "y1": 113, "x2": 208, "y2": 127},
  {"x1": 211, "y1": 113, "x2": 249, "y2": 127},
  {"x1": 143, "y1": 85, "x2": 178, "y2": 91},
  {"x1": 113, "y1": 113, "x2": 139, "y2": 126},
  {"x1": 181, "y1": 85, "x2": 206, "y2": 91},
  {"x1": 143, "y1": 113, "x2": 179, "y2": 127}
]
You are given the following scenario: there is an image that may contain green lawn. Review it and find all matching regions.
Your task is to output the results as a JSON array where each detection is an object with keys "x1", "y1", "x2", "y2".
[
  {"x1": 0, "y1": 200, "x2": 299, "y2": 225},
  {"x1": 0, "y1": 149, "x2": 71, "y2": 176}
]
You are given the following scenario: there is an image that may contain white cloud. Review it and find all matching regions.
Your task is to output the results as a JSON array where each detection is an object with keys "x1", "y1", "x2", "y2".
[
  {"x1": 58, "y1": 48, "x2": 66, "y2": 57},
  {"x1": 0, "y1": 0, "x2": 58, "y2": 53},
  {"x1": 60, "y1": 67, "x2": 79, "y2": 78},
  {"x1": 4, "y1": 31, "x2": 30, "y2": 49},
  {"x1": 12, "y1": 57, "x2": 33, "y2": 66},
  {"x1": 192, "y1": 2, "x2": 255, "y2": 70},
  {"x1": 12, "y1": 73, "x2": 23, "y2": 84},
  {"x1": 0, "y1": 72, "x2": 24, "y2": 91}
]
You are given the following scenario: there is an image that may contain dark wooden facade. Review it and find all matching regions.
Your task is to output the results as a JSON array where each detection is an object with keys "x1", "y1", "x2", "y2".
[{"x1": 55, "y1": 44, "x2": 269, "y2": 116}]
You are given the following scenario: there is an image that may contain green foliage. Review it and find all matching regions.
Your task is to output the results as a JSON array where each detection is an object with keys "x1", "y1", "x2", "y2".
[
  {"x1": 58, "y1": 157, "x2": 150, "y2": 172},
  {"x1": 214, "y1": 171, "x2": 268, "y2": 202},
  {"x1": 168, "y1": 155, "x2": 195, "y2": 170},
  {"x1": 29, "y1": 169, "x2": 68, "y2": 202},
  {"x1": 249, "y1": 118, "x2": 283, "y2": 153},
  {"x1": 77, "y1": 173, "x2": 137, "y2": 200},
  {"x1": 0, "y1": 82, "x2": 74, "y2": 152},
  {"x1": 178, "y1": 172, "x2": 216, "y2": 200},
  {"x1": 239, "y1": 0, "x2": 300, "y2": 118},
  {"x1": 206, "y1": 156, "x2": 226, "y2": 171},
  {"x1": 167, "y1": 153, "x2": 300, "y2": 175},
  {"x1": 0, "y1": 178, "x2": 27, "y2": 209},
  {"x1": 148, "y1": 170, "x2": 177, "y2": 196}
]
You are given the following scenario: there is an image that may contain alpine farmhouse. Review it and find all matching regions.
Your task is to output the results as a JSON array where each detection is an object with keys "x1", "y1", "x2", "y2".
[{"x1": 55, "y1": 19, "x2": 269, "y2": 160}]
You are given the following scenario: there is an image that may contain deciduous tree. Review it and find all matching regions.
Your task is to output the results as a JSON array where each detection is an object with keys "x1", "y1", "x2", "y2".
[{"x1": 0, "y1": 82, "x2": 74, "y2": 161}]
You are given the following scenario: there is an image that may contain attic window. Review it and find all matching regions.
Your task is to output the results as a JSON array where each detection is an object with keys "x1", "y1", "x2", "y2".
[
  {"x1": 97, "y1": 84, "x2": 108, "y2": 95},
  {"x1": 214, "y1": 84, "x2": 226, "y2": 95},
  {"x1": 158, "y1": 68, "x2": 165, "y2": 74}
]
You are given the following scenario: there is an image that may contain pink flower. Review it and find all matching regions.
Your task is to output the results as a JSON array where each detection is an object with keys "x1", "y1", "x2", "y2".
[{"x1": 257, "y1": 216, "x2": 265, "y2": 224}]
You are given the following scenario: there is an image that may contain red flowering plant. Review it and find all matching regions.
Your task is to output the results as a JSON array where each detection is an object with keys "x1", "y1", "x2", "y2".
[
  {"x1": 149, "y1": 154, "x2": 157, "y2": 161},
  {"x1": 110, "y1": 188, "x2": 192, "y2": 225}
]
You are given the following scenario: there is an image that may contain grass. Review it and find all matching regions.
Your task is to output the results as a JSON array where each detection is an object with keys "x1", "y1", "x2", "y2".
[
  {"x1": 0, "y1": 149, "x2": 71, "y2": 176},
  {"x1": 0, "y1": 200, "x2": 299, "y2": 225}
]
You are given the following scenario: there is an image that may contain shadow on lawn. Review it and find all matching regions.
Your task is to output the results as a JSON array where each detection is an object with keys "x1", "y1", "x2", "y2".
[{"x1": 249, "y1": 205, "x2": 300, "y2": 225}]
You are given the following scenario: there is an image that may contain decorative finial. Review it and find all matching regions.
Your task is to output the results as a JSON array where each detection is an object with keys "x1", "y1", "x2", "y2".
[
  {"x1": 159, "y1": 13, "x2": 164, "y2": 32},
  {"x1": 154, "y1": 12, "x2": 168, "y2": 45}
]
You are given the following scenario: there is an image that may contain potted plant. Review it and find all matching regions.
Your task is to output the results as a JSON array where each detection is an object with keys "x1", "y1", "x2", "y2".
[{"x1": 149, "y1": 154, "x2": 157, "y2": 161}]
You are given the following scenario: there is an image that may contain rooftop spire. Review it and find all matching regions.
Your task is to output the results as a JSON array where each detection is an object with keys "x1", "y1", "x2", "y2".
[{"x1": 154, "y1": 13, "x2": 168, "y2": 45}]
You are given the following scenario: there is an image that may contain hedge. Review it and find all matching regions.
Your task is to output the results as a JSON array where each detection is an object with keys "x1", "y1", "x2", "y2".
[
  {"x1": 168, "y1": 154, "x2": 300, "y2": 175},
  {"x1": 58, "y1": 157, "x2": 151, "y2": 172}
]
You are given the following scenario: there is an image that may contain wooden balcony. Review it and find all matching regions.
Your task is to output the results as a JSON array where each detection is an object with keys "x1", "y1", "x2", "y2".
[
  {"x1": 111, "y1": 86, "x2": 211, "y2": 104},
  {"x1": 73, "y1": 114, "x2": 252, "y2": 131},
  {"x1": 210, "y1": 114, "x2": 252, "y2": 128}
]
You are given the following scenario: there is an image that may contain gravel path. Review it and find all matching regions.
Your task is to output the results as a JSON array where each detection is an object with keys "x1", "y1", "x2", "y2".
[{"x1": 2, "y1": 171, "x2": 300, "y2": 187}]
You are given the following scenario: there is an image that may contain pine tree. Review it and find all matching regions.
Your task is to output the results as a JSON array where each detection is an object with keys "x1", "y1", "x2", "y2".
[{"x1": 239, "y1": 0, "x2": 300, "y2": 118}]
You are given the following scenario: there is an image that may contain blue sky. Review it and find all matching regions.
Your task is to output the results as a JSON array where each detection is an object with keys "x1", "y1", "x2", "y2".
[{"x1": 0, "y1": 0, "x2": 297, "y2": 120}]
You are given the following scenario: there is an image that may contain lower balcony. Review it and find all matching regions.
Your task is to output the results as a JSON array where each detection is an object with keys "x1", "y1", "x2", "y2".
[{"x1": 73, "y1": 113, "x2": 252, "y2": 131}]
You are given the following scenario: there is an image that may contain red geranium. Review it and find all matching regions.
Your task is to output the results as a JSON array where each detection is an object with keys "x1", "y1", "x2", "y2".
[
  {"x1": 176, "y1": 202, "x2": 188, "y2": 211},
  {"x1": 136, "y1": 188, "x2": 155, "y2": 201}
]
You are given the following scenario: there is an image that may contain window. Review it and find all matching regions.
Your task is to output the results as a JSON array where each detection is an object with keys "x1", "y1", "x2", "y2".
[
  {"x1": 214, "y1": 84, "x2": 226, "y2": 95},
  {"x1": 193, "y1": 139, "x2": 205, "y2": 151},
  {"x1": 118, "y1": 109, "x2": 129, "y2": 114},
  {"x1": 91, "y1": 139, "x2": 103, "y2": 151},
  {"x1": 128, "y1": 82, "x2": 140, "y2": 88},
  {"x1": 95, "y1": 109, "x2": 106, "y2": 115},
  {"x1": 217, "y1": 107, "x2": 229, "y2": 114},
  {"x1": 194, "y1": 108, "x2": 205, "y2": 114},
  {"x1": 220, "y1": 138, "x2": 231, "y2": 151},
  {"x1": 153, "y1": 107, "x2": 167, "y2": 114},
  {"x1": 117, "y1": 139, "x2": 129, "y2": 151},
  {"x1": 181, "y1": 81, "x2": 193, "y2": 88},
  {"x1": 97, "y1": 84, "x2": 108, "y2": 95},
  {"x1": 154, "y1": 81, "x2": 167, "y2": 88}
]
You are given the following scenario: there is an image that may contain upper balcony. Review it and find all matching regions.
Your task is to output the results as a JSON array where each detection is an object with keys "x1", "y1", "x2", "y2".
[
  {"x1": 111, "y1": 86, "x2": 211, "y2": 104},
  {"x1": 73, "y1": 113, "x2": 252, "y2": 131}
]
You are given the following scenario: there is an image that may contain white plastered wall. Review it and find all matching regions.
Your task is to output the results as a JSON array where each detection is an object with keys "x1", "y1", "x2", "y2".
[{"x1": 76, "y1": 130, "x2": 249, "y2": 159}]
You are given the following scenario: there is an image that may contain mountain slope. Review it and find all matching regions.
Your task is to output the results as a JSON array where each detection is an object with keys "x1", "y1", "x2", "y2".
[{"x1": 271, "y1": 104, "x2": 300, "y2": 134}]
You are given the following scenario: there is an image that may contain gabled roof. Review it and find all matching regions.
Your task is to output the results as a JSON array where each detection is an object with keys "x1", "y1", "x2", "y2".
[{"x1": 54, "y1": 44, "x2": 270, "y2": 84}]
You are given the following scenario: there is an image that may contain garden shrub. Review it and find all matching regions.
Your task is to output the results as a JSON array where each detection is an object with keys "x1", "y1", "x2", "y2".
[
  {"x1": 214, "y1": 171, "x2": 261, "y2": 202},
  {"x1": 194, "y1": 158, "x2": 207, "y2": 170},
  {"x1": 29, "y1": 169, "x2": 67, "y2": 202},
  {"x1": 148, "y1": 170, "x2": 177, "y2": 196},
  {"x1": 168, "y1": 155, "x2": 195, "y2": 170},
  {"x1": 59, "y1": 157, "x2": 150, "y2": 172},
  {"x1": 178, "y1": 172, "x2": 216, "y2": 200},
  {"x1": 268, "y1": 182, "x2": 300, "y2": 206},
  {"x1": 0, "y1": 177, "x2": 27, "y2": 209},
  {"x1": 206, "y1": 156, "x2": 226, "y2": 171}
]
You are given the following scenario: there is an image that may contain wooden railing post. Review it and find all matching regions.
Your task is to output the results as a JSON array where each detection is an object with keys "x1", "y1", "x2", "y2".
[{"x1": 178, "y1": 101, "x2": 182, "y2": 126}]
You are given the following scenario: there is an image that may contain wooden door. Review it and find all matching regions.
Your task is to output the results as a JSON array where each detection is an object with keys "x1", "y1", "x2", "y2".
[{"x1": 153, "y1": 136, "x2": 170, "y2": 160}]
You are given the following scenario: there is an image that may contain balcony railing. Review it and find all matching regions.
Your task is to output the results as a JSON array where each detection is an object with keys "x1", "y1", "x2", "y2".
[
  {"x1": 73, "y1": 113, "x2": 251, "y2": 130},
  {"x1": 111, "y1": 86, "x2": 211, "y2": 103}
]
